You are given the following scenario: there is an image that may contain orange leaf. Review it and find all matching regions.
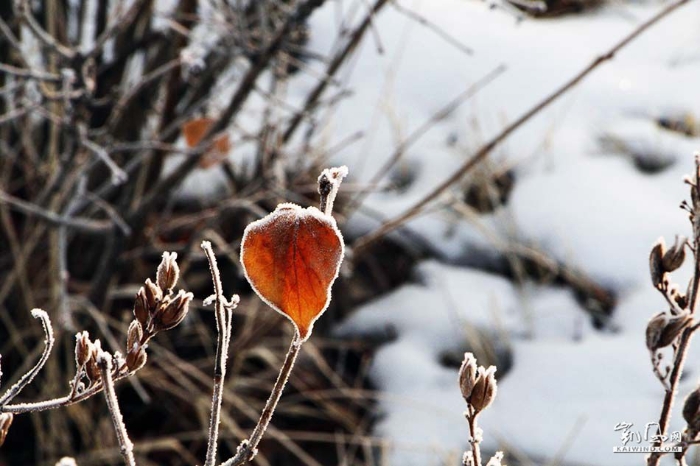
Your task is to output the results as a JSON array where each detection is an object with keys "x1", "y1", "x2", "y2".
[
  {"x1": 240, "y1": 203, "x2": 345, "y2": 342},
  {"x1": 181, "y1": 117, "x2": 231, "y2": 168}
]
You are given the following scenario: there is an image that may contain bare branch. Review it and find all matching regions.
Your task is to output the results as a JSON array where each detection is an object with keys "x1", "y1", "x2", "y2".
[{"x1": 0, "y1": 310, "x2": 54, "y2": 406}]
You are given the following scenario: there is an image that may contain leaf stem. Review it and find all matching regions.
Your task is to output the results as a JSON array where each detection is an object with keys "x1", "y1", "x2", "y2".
[{"x1": 221, "y1": 337, "x2": 302, "y2": 466}]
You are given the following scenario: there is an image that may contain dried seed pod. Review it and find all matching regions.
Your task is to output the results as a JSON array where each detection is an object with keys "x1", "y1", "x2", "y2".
[
  {"x1": 74, "y1": 331, "x2": 92, "y2": 368},
  {"x1": 683, "y1": 387, "x2": 700, "y2": 430},
  {"x1": 470, "y1": 366, "x2": 497, "y2": 413},
  {"x1": 133, "y1": 287, "x2": 149, "y2": 328},
  {"x1": 662, "y1": 236, "x2": 686, "y2": 273},
  {"x1": 144, "y1": 278, "x2": 162, "y2": 311},
  {"x1": 156, "y1": 251, "x2": 180, "y2": 293},
  {"x1": 126, "y1": 347, "x2": 147, "y2": 372},
  {"x1": 646, "y1": 312, "x2": 693, "y2": 351},
  {"x1": 459, "y1": 353, "x2": 478, "y2": 401},
  {"x1": 0, "y1": 413, "x2": 13, "y2": 447},
  {"x1": 85, "y1": 340, "x2": 102, "y2": 383},
  {"x1": 649, "y1": 239, "x2": 667, "y2": 289},
  {"x1": 126, "y1": 320, "x2": 143, "y2": 353},
  {"x1": 153, "y1": 290, "x2": 193, "y2": 332}
]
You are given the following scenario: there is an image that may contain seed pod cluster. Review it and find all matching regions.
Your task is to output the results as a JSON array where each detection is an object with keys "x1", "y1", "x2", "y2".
[{"x1": 133, "y1": 252, "x2": 193, "y2": 335}]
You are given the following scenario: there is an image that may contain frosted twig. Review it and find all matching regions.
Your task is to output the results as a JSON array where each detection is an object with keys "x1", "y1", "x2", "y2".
[
  {"x1": 648, "y1": 159, "x2": 700, "y2": 465},
  {"x1": 97, "y1": 353, "x2": 136, "y2": 466},
  {"x1": 20, "y1": 0, "x2": 75, "y2": 59},
  {"x1": 79, "y1": 126, "x2": 128, "y2": 185},
  {"x1": 318, "y1": 166, "x2": 349, "y2": 216},
  {"x1": 221, "y1": 337, "x2": 302, "y2": 466},
  {"x1": 202, "y1": 241, "x2": 239, "y2": 466},
  {"x1": 0, "y1": 190, "x2": 111, "y2": 233},
  {"x1": 0, "y1": 310, "x2": 54, "y2": 407},
  {"x1": 282, "y1": 0, "x2": 390, "y2": 143},
  {"x1": 466, "y1": 414, "x2": 482, "y2": 466}
]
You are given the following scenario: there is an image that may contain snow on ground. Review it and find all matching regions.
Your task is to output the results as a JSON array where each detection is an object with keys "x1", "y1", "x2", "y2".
[
  {"x1": 169, "y1": 0, "x2": 700, "y2": 464},
  {"x1": 316, "y1": 0, "x2": 700, "y2": 464}
]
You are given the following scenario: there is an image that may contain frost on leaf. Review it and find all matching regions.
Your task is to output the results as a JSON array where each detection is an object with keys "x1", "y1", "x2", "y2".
[{"x1": 240, "y1": 203, "x2": 345, "y2": 341}]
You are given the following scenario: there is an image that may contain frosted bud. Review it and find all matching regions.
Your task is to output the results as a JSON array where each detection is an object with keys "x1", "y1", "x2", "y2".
[
  {"x1": 486, "y1": 452, "x2": 505, "y2": 466},
  {"x1": 662, "y1": 236, "x2": 686, "y2": 273},
  {"x1": 126, "y1": 346, "x2": 147, "y2": 372},
  {"x1": 144, "y1": 279, "x2": 162, "y2": 311},
  {"x1": 470, "y1": 366, "x2": 497, "y2": 413},
  {"x1": 683, "y1": 387, "x2": 700, "y2": 431},
  {"x1": 649, "y1": 239, "x2": 667, "y2": 290},
  {"x1": 156, "y1": 252, "x2": 180, "y2": 293},
  {"x1": 74, "y1": 331, "x2": 92, "y2": 368},
  {"x1": 133, "y1": 287, "x2": 149, "y2": 328},
  {"x1": 646, "y1": 312, "x2": 693, "y2": 351},
  {"x1": 85, "y1": 339, "x2": 102, "y2": 382},
  {"x1": 459, "y1": 353, "x2": 479, "y2": 401},
  {"x1": 153, "y1": 290, "x2": 193, "y2": 332},
  {"x1": 127, "y1": 320, "x2": 143, "y2": 353}
]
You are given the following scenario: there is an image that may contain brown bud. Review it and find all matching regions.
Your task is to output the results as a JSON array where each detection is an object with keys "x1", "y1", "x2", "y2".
[
  {"x1": 156, "y1": 252, "x2": 180, "y2": 293},
  {"x1": 646, "y1": 312, "x2": 693, "y2": 351},
  {"x1": 74, "y1": 331, "x2": 92, "y2": 368},
  {"x1": 0, "y1": 413, "x2": 13, "y2": 447},
  {"x1": 683, "y1": 387, "x2": 700, "y2": 430},
  {"x1": 470, "y1": 366, "x2": 497, "y2": 413},
  {"x1": 127, "y1": 320, "x2": 143, "y2": 353},
  {"x1": 125, "y1": 346, "x2": 147, "y2": 372},
  {"x1": 133, "y1": 287, "x2": 149, "y2": 327},
  {"x1": 650, "y1": 239, "x2": 667, "y2": 290},
  {"x1": 153, "y1": 290, "x2": 193, "y2": 332},
  {"x1": 85, "y1": 340, "x2": 102, "y2": 383},
  {"x1": 459, "y1": 353, "x2": 478, "y2": 401},
  {"x1": 144, "y1": 278, "x2": 162, "y2": 311},
  {"x1": 662, "y1": 236, "x2": 686, "y2": 273}
]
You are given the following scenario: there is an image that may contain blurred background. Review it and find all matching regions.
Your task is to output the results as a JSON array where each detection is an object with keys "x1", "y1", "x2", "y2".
[{"x1": 1, "y1": 0, "x2": 700, "y2": 464}]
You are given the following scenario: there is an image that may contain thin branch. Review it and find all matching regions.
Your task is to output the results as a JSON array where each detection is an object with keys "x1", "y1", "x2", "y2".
[
  {"x1": 202, "y1": 241, "x2": 239, "y2": 466},
  {"x1": 352, "y1": 0, "x2": 696, "y2": 256},
  {"x1": 467, "y1": 414, "x2": 482, "y2": 466},
  {"x1": 0, "y1": 310, "x2": 54, "y2": 406},
  {"x1": 97, "y1": 353, "x2": 136, "y2": 466},
  {"x1": 0, "y1": 190, "x2": 112, "y2": 233},
  {"x1": 84, "y1": 0, "x2": 147, "y2": 59},
  {"x1": 20, "y1": 0, "x2": 76, "y2": 60},
  {"x1": 282, "y1": 0, "x2": 390, "y2": 143},
  {"x1": 0, "y1": 63, "x2": 62, "y2": 82},
  {"x1": 79, "y1": 126, "x2": 128, "y2": 185},
  {"x1": 222, "y1": 338, "x2": 303, "y2": 466},
  {"x1": 346, "y1": 63, "x2": 507, "y2": 215},
  {"x1": 391, "y1": 1, "x2": 474, "y2": 57}
]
